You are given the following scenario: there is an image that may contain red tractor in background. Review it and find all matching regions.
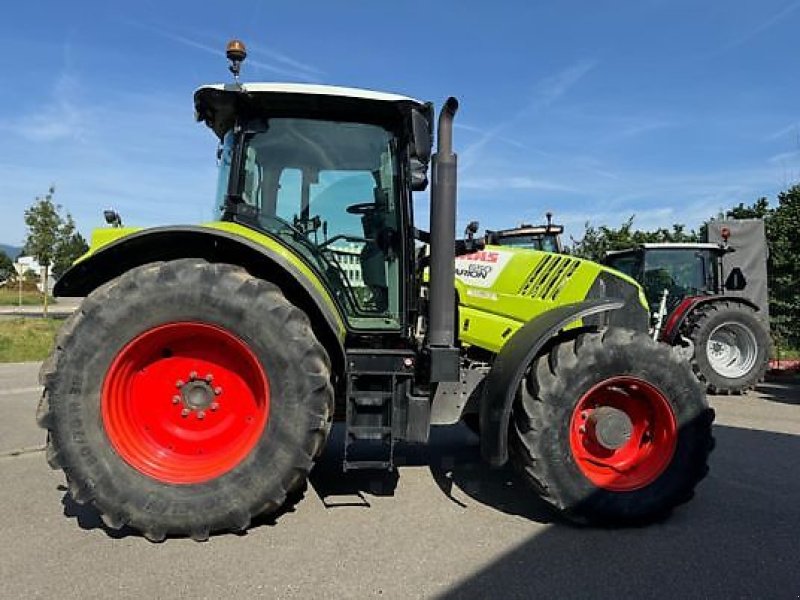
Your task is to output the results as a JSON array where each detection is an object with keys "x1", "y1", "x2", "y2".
[{"x1": 604, "y1": 220, "x2": 771, "y2": 394}]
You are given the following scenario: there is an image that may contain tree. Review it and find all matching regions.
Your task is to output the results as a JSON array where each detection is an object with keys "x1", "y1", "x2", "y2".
[
  {"x1": 766, "y1": 185, "x2": 800, "y2": 349},
  {"x1": 53, "y1": 214, "x2": 89, "y2": 279},
  {"x1": 0, "y1": 250, "x2": 12, "y2": 282},
  {"x1": 23, "y1": 186, "x2": 87, "y2": 315},
  {"x1": 23, "y1": 187, "x2": 60, "y2": 314},
  {"x1": 726, "y1": 197, "x2": 771, "y2": 220},
  {"x1": 569, "y1": 215, "x2": 702, "y2": 261}
]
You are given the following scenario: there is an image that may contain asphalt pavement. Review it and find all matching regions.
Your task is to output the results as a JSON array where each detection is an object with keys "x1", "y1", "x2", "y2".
[{"x1": 0, "y1": 362, "x2": 798, "y2": 599}]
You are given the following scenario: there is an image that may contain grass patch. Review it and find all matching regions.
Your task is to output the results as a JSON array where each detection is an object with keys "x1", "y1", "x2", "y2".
[
  {"x1": 773, "y1": 347, "x2": 800, "y2": 360},
  {"x1": 0, "y1": 288, "x2": 55, "y2": 306},
  {"x1": 0, "y1": 318, "x2": 62, "y2": 362}
]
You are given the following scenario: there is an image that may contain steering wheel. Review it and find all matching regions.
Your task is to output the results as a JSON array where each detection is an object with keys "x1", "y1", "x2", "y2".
[{"x1": 346, "y1": 202, "x2": 376, "y2": 215}]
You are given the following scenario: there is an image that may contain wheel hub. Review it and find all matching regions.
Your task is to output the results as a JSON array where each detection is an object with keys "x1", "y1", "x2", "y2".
[
  {"x1": 177, "y1": 373, "x2": 222, "y2": 415},
  {"x1": 706, "y1": 321, "x2": 758, "y2": 378},
  {"x1": 586, "y1": 406, "x2": 633, "y2": 450}
]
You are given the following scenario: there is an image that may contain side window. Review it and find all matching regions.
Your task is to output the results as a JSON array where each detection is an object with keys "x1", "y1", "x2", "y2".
[
  {"x1": 212, "y1": 132, "x2": 235, "y2": 218},
  {"x1": 276, "y1": 168, "x2": 302, "y2": 220},
  {"x1": 241, "y1": 147, "x2": 262, "y2": 209}
]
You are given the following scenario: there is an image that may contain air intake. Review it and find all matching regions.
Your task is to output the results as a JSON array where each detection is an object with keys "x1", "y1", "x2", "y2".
[{"x1": 520, "y1": 255, "x2": 580, "y2": 300}]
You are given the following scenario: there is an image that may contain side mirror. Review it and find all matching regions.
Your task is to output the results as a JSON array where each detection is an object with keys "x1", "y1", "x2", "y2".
[
  {"x1": 409, "y1": 106, "x2": 432, "y2": 192},
  {"x1": 411, "y1": 107, "x2": 432, "y2": 163},
  {"x1": 409, "y1": 158, "x2": 429, "y2": 191},
  {"x1": 104, "y1": 209, "x2": 123, "y2": 228}
]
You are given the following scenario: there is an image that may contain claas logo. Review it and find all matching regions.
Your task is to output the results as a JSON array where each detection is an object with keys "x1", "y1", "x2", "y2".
[{"x1": 461, "y1": 251, "x2": 500, "y2": 263}]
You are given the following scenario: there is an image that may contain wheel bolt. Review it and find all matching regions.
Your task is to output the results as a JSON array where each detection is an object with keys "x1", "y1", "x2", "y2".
[
  {"x1": 580, "y1": 411, "x2": 588, "y2": 420},
  {"x1": 210, "y1": 402, "x2": 219, "y2": 412},
  {"x1": 176, "y1": 379, "x2": 184, "y2": 388},
  {"x1": 189, "y1": 371, "x2": 198, "y2": 381},
  {"x1": 181, "y1": 408, "x2": 191, "y2": 417},
  {"x1": 214, "y1": 387, "x2": 222, "y2": 396},
  {"x1": 579, "y1": 425, "x2": 586, "y2": 434},
  {"x1": 205, "y1": 373, "x2": 214, "y2": 383},
  {"x1": 172, "y1": 395, "x2": 180, "y2": 404},
  {"x1": 197, "y1": 411, "x2": 205, "y2": 420}
]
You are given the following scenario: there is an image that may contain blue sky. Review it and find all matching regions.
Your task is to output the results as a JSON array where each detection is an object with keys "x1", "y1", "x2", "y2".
[{"x1": 0, "y1": 0, "x2": 798, "y2": 247}]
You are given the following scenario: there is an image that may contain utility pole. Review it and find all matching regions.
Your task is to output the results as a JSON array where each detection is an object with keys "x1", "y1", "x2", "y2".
[{"x1": 13, "y1": 262, "x2": 23, "y2": 308}]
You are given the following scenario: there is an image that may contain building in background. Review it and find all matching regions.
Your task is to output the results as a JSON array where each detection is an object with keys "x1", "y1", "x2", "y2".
[{"x1": 329, "y1": 241, "x2": 364, "y2": 287}]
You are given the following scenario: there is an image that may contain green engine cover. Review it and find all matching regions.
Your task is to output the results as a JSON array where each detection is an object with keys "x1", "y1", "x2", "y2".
[{"x1": 454, "y1": 246, "x2": 648, "y2": 353}]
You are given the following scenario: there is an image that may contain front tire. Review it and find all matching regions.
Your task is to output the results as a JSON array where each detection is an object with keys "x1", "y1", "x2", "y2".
[
  {"x1": 37, "y1": 259, "x2": 334, "y2": 541},
  {"x1": 511, "y1": 328, "x2": 714, "y2": 524}
]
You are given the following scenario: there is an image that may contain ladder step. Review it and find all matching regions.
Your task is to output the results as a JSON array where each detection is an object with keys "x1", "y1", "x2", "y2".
[
  {"x1": 351, "y1": 392, "x2": 392, "y2": 406},
  {"x1": 347, "y1": 426, "x2": 392, "y2": 440},
  {"x1": 343, "y1": 460, "x2": 393, "y2": 471}
]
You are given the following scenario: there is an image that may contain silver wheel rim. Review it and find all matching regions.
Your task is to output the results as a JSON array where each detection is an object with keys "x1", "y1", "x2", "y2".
[{"x1": 706, "y1": 321, "x2": 758, "y2": 379}]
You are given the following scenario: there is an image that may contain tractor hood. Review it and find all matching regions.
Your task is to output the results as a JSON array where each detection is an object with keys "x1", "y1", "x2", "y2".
[{"x1": 453, "y1": 246, "x2": 649, "y2": 353}]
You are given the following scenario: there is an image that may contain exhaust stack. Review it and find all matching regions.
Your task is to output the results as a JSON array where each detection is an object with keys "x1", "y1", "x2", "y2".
[{"x1": 427, "y1": 97, "x2": 460, "y2": 382}]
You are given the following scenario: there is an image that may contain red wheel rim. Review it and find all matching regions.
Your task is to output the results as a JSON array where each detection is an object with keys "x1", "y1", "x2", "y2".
[
  {"x1": 569, "y1": 376, "x2": 677, "y2": 492},
  {"x1": 102, "y1": 322, "x2": 270, "y2": 485}
]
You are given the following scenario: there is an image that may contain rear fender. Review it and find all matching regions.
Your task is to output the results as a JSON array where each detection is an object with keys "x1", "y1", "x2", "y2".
[
  {"x1": 479, "y1": 299, "x2": 625, "y2": 467},
  {"x1": 660, "y1": 295, "x2": 761, "y2": 345},
  {"x1": 54, "y1": 225, "x2": 346, "y2": 373}
]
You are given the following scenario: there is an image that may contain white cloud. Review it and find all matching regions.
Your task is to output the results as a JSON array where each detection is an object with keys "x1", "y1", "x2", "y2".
[
  {"x1": 720, "y1": 1, "x2": 800, "y2": 51},
  {"x1": 460, "y1": 59, "x2": 598, "y2": 169},
  {"x1": 768, "y1": 150, "x2": 800, "y2": 164},
  {"x1": 0, "y1": 71, "x2": 90, "y2": 143},
  {"x1": 765, "y1": 122, "x2": 799, "y2": 141},
  {"x1": 124, "y1": 21, "x2": 323, "y2": 82},
  {"x1": 461, "y1": 176, "x2": 575, "y2": 192},
  {"x1": 530, "y1": 59, "x2": 598, "y2": 110}
]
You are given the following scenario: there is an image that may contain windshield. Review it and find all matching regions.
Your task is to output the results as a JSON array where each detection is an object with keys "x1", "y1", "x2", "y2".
[
  {"x1": 641, "y1": 249, "x2": 715, "y2": 312},
  {"x1": 214, "y1": 118, "x2": 403, "y2": 329},
  {"x1": 605, "y1": 252, "x2": 641, "y2": 280},
  {"x1": 497, "y1": 233, "x2": 560, "y2": 253}
]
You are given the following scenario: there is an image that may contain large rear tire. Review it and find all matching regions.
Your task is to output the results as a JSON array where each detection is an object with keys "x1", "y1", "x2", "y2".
[
  {"x1": 37, "y1": 259, "x2": 334, "y2": 541},
  {"x1": 682, "y1": 301, "x2": 770, "y2": 394},
  {"x1": 511, "y1": 328, "x2": 714, "y2": 524}
]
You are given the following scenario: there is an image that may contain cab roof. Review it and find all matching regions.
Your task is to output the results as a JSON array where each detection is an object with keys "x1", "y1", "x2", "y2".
[
  {"x1": 194, "y1": 83, "x2": 429, "y2": 138},
  {"x1": 606, "y1": 242, "x2": 723, "y2": 256},
  {"x1": 197, "y1": 82, "x2": 425, "y2": 104},
  {"x1": 492, "y1": 224, "x2": 564, "y2": 236}
]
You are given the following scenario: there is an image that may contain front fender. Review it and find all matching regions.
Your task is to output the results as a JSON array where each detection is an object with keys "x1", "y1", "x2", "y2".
[
  {"x1": 55, "y1": 224, "x2": 346, "y2": 373},
  {"x1": 479, "y1": 299, "x2": 625, "y2": 467}
]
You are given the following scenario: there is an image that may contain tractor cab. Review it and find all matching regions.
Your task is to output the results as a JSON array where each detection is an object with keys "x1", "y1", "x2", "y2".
[
  {"x1": 604, "y1": 243, "x2": 728, "y2": 316},
  {"x1": 485, "y1": 212, "x2": 564, "y2": 253},
  {"x1": 195, "y1": 83, "x2": 434, "y2": 332}
]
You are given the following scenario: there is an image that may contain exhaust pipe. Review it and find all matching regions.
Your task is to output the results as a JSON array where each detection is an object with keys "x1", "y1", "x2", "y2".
[{"x1": 427, "y1": 97, "x2": 460, "y2": 382}]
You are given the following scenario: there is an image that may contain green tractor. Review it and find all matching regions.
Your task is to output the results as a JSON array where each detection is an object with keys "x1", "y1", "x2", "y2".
[{"x1": 37, "y1": 41, "x2": 713, "y2": 541}]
